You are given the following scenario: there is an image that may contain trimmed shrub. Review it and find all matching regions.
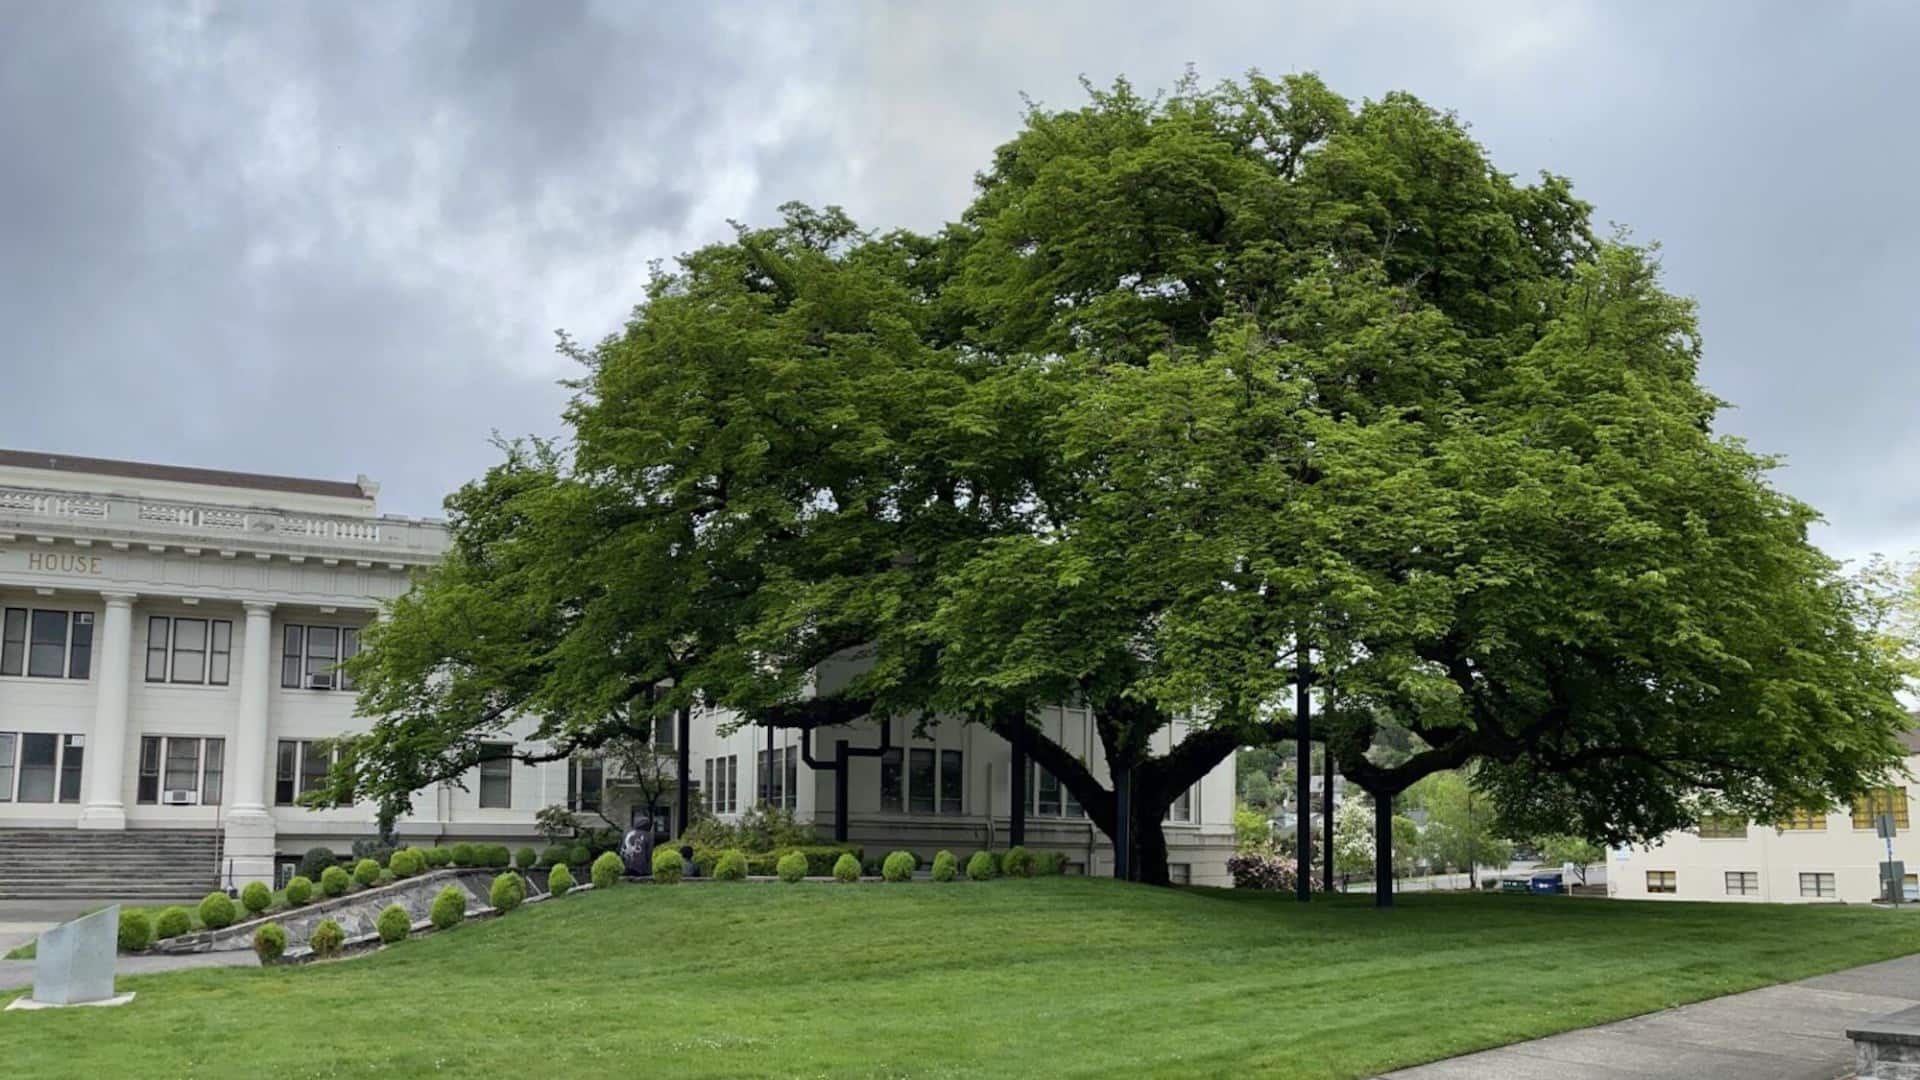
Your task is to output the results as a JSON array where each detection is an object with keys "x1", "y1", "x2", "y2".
[
  {"x1": 548, "y1": 863, "x2": 576, "y2": 896},
  {"x1": 568, "y1": 843, "x2": 591, "y2": 866},
  {"x1": 241, "y1": 881, "x2": 272, "y2": 915},
  {"x1": 377, "y1": 868, "x2": 396, "y2": 886},
  {"x1": 776, "y1": 851, "x2": 808, "y2": 882},
  {"x1": 429, "y1": 886, "x2": 466, "y2": 930},
  {"x1": 861, "y1": 853, "x2": 885, "y2": 877},
  {"x1": 298, "y1": 846, "x2": 336, "y2": 881},
  {"x1": 376, "y1": 904, "x2": 410, "y2": 944},
  {"x1": 252, "y1": 923, "x2": 287, "y2": 962},
  {"x1": 389, "y1": 848, "x2": 423, "y2": 878},
  {"x1": 310, "y1": 918, "x2": 346, "y2": 958},
  {"x1": 966, "y1": 851, "x2": 997, "y2": 881},
  {"x1": 154, "y1": 906, "x2": 192, "y2": 940},
  {"x1": 713, "y1": 849, "x2": 749, "y2": 881},
  {"x1": 592, "y1": 851, "x2": 623, "y2": 890},
  {"x1": 118, "y1": 908, "x2": 152, "y2": 952},
  {"x1": 882, "y1": 851, "x2": 916, "y2": 882},
  {"x1": 480, "y1": 844, "x2": 506, "y2": 869},
  {"x1": 517, "y1": 846, "x2": 539, "y2": 870},
  {"x1": 426, "y1": 846, "x2": 453, "y2": 867},
  {"x1": 320, "y1": 865, "x2": 350, "y2": 897},
  {"x1": 353, "y1": 858, "x2": 381, "y2": 887},
  {"x1": 1002, "y1": 846, "x2": 1035, "y2": 878},
  {"x1": 931, "y1": 850, "x2": 958, "y2": 882},
  {"x1": 1033, "y1": 851, "x2": 1069, "y2": 876},
  {"x1": 285, "y1": 876, "x2": 313, "y2": 906},
  {"x1": 832, "y1": 853, "x2": 861, "y2": 883},
  {"x1": 199, "y1": 891, "x2": 237, "y2": 930},
  {"x1": 540, "y1": 844, "x2": 571, "y2": 867},
  {"x1": 490, "y1": 872, "x2": 526, "y2": 912},
  {"x1": 651, "y1": 846, "x2": 682, "y2": 884},
  {"x1": 451, "y1": 842, "x2": 478, "y2": 868}
]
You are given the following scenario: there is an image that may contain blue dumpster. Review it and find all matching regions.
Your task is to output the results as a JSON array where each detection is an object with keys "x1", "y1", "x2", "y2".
[{"x1": 1529, "y1": 872, "x2": 1565, "y2": 895}]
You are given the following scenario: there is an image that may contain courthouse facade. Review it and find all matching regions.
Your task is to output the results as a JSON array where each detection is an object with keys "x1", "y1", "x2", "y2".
[{"x1": 0, "y1": 450, "x2": 1234, "y2": 892}]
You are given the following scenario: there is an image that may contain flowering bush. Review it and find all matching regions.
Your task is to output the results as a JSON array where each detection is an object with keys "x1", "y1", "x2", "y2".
[{"x1": 1226, "y1": 852, "x2": 1323, "y2": 891}]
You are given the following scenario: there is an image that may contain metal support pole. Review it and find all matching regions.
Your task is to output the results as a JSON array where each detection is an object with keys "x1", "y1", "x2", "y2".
[
  {"x1": 675, "y1": 705, "x2": 690, "y2": 837},
  {"x1": 833, "y1": 739, "x2": 850, "y2": 843},
  {"x1": 1322, "y1": 749, "x2": 1334, "y2": 894},
  {"x1": 765, "y1": 722, "x2": 775, "y2": 807},
  {"x1": 1114, "y1": 767, "x2": 1132, "y2": 882},
  {"x1": 1296, "y1": 643, "x2": 1312, "y2": 902},
  {"x1": 1010, "y1": 719, "x2": 1027, "y2": 848},
  {"x1": 1374, "y1": 790, "x2": 1394, "y2": 909}
]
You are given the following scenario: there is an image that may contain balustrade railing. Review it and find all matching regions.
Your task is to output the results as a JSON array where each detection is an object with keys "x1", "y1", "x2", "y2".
[{"x1": 0, "y1": 485, "x2": 444, "y2": 558}]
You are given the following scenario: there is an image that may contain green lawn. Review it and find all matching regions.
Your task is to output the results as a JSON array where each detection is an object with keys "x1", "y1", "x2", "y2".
[{"x1": 5, "y1": 878, "x2": 1918, "y2": 1078}]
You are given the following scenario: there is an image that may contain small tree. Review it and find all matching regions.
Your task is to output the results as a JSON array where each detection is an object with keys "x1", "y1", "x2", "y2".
[{"x1": 1536, "y1": 834, "x2": 1608, "y2": 885}]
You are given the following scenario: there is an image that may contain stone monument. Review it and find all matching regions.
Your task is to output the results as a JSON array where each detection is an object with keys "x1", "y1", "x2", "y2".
[{"x1": 5, "y1": 904, "x2": 134, "y2": 1010}]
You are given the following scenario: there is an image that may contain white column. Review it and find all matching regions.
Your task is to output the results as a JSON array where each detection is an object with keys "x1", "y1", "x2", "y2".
[
  {"x1": 223, "y1": 601, "x2": 278, "y2": 885},
  {"x1": 77, "y1": 591, "x2": 137, "y2": 830}
]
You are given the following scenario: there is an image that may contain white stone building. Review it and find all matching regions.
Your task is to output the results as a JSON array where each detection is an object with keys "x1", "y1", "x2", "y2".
[
  {"x1": 1610, "y1": 735, "x2": 1920, "y2": 904},
  {"x1": 0, "y1": 450, "x2": 1235, "y2": 896}
]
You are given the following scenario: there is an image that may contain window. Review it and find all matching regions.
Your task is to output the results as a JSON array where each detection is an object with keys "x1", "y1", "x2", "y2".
[
  {"x1": 337, "y1": 627, "x2": 358, "y2": 691},
  {"x1": 146, "y1": 617, "x2": 170, "y2": 682},
  {"x1": 209, "y1": 622, "x2": 231, "y2": 685},
  {"x1": 305, "y1": 626, "x2": 339, "y2": 690},
  {"x1": 276, "y1": 740, "x2": 340, "y2": 806},
  {"x1": 170, "y1": 618, "x2": 207, "y2": 683},
  {"x1": 1168, "y1": 784, "x2": 1193, "y2": 823},
  {"x1": 567, "y1": 756, "x2": 603, "y2": 813},
  {"x1": 0, "y1": 732, "x2": 13, "y2": 802},
  {"x1": 909, "y1": 749, "x2": 935, "y2": 814},
  {"x1": 1853, "y1": 788, "x2": 1910, "y2": 830},
  {"x1": 164, "y1": 737, "x2": 201, "y2": 792},
  {"x1": 1800, "y1": 872, "x2": 1837, "y2": 899},
  {"x1": 3, "y1": 608, "x2": 92, "y2": 679},
  {"x1": 727, "y1": 755, "x2": 738, "y2": 814},
  {"x1": 138, "y1": 736, "x2": 224, "y2": 804},
  {"x1": 281, "y1": 625, "x2": 303, "y2": 688},
  {"x1": 1778, "y1": 808, "x2": 1827, "y2": 832},
  {"x1": 203, "y1": 739, "x2": 224, "y2": 805},
  {"x1": 940, "y1": 750, "x2": 963, "y2": 814},
  {"x1": 1168, "y1": 863, "x2": 1191, "y2": 885},
  {"x1": 17, "y1": 733, "x2": 56, "y2": 802},
  {"x1": 478, "y1": 744, "x2": 512, "y2": 808},
  {"x1": 275, "y1": 741, "x2": 297, "y2": 805},
  {"x1": 880, "y1": 749, "x2": 902, "y2": 812},
  {"x1": 281, "y1": 623, "x2": 361, "y2": 690},
  {"x1": 707, "y1": 755, "x2": 736, "y2": 814},
  {"x1": 1032, "y1": 763, "x2": 1062, "y2": 816},
  {"x1": 1906, "y1": 874, "x2": 1918, "y2": 902},
  {"x1": 300, "y1": 741, "x2": 332, "y2": 801},
  {"x1": 58, "y1": 734, "x2": 83, "y2": 802},
  {"x1": 144, "y1": 616, "x2": 234, "y2": 685},
  {"x1": 1646, "y1": 870, "x2": 1677, "y2": 894},
  {"x1": 653, "y1": 711, "x2": 675, "y2": 750},
  {"x1": 784, "y1": 746, "x2": 797, "y2": 811},
  {"x1": 1724, "y1": 871, "x2": 1759, "y2": 896},
  {"x1": 704, "y1": 759, "x2": 715, "y2": 813},
  {"x1": 1698, "y1": 815, "x2": 1746, "y2": 839}
]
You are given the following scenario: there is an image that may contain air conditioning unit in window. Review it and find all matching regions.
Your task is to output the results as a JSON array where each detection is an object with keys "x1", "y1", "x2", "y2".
[
  {"x1": 162, "y1": 789, "x2": 195, "y2": 805},
  {"x1": 306, "y1": 673, "x2": 333, "y2": 690}
]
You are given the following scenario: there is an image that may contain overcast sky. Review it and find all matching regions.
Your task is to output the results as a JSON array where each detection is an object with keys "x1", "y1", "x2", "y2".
[{"x1": 3, "y1": 2, "x2": 1915, "y2": 561}]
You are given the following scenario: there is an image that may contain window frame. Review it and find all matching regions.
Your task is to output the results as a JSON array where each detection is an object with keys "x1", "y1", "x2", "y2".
[
  {"x1": 1646, "y1": 870, "x2": 1677, "y2": 894},
  {"x1": 1698, "y1": 814, "x2": 1746, "y2": 839},
  {"x1": 1723, "y1": 870, "x2": 1759, "y2": 896},
  {"x1": 16, "y1": 732, "x2": 58, "y2": 803},
  {"x1": 1853, "y1": 788, "x2": 1910, "y2": 831},
  {"x1": 1799, "y1": 871, "x2": 1837, "y2": 899},
  {"x1": 477, "y1": 743, "x2": 513, "y2": 809},
  {"x1": 3, "y1": 607, "x2": 93, "y2": 680},
  {"x1": 0, "y1": 731, "x2": 14, "y2": 802}
]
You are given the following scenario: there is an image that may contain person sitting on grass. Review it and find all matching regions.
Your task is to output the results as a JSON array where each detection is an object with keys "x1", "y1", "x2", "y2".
[{"x1": 680, "y1": 844, "x2": 700, "y2": 880}]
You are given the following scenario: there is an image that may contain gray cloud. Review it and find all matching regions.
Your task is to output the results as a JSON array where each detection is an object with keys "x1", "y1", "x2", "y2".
[{"x1": 2, "y1": 1, "x2": 1915, "y2": 563}]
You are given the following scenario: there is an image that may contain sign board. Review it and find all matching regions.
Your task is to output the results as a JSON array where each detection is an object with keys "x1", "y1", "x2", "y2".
[{"x1": 1878, "y1": 813, "x2": 1899, "y2": 839}]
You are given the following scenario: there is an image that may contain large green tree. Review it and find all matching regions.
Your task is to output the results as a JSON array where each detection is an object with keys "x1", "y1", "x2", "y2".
[{"x1": 334, "y1": 72, "x2": 1909, "y2": 893}]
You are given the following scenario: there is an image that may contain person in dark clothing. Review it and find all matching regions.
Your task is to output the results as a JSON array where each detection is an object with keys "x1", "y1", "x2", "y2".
[{"x1": 680, "y1": 844, "x2": 700, "y2": 879}]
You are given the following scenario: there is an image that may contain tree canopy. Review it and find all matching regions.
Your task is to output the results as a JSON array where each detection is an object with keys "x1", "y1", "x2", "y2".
[{"x1": 334, "y1": 72, "x2": 1910, "y2": 891}]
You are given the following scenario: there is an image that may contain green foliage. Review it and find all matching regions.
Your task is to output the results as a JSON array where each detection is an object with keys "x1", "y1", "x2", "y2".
[
  {"x1": 298, "y1": 847, "x2": 336, "y2": 882},
  {"x1": 931, "y1": 850, "x2": 958, "y2": 883},
  {"x1": 154, "y1": 906, "x2": 192, "y2": 940},
  {"x1": 1406, "y1": 771, "x2": 1513, "y2": 874},
  {"x1": 712, "y1": 849, "x2": 749, "y2": 881},
  {"x1": 881, "y1": 851, "x2": 916, "y2": 882},
  {"x1": 591, "y1": 851, "x2": 623, "y2": 889},
  {"x1": 429, "y1": 887, "x2": 466, "y2": 930},
  {"x1": 1235, "y1": 802, "x2": 1274, "y2": 853},
  {"x1": 198, "y1": 891, "x2": 237, "y2": 930},
  {"x1": 426, "y1": 846, "x2": 452, "y2": 867},
  {"x1": 451, "y1": 843, "x2": 478, "y2": 868},
  {"x1": 490, "y1": 872, "x2": 527, "y2": 912},
  {"x1": 567, "y1": 843, "x2": 590, "y2": 866},
  {"x1": 353, "y1": 858, "x2": 381, "y2": 887},
  {"x1": 239, "y1": 881, "x2": 272, "y2": 916},
  {"x1": 309, "y1": 919, "x2": 345, "y2": 958},
  {"x1": 1001, "y1": 847, "x2": 1034, "y2": 878},
  {"x1": 251, "y1": 923, "x2": 286, "y2": 963},
  {"x1": 388, "y1": 848, "x2": 424, "y2": 877},
  {"x1": 1032, "y1": 851, "x2": 1069, "y2": 876},
  {"x1": 376, "y1": 904, "x2": 411, "y2": 944},
  {"x1": 966, "y1": 852, "x2": 997, "y2": 882},
  {"x1": 1535, "y1": 834, "x2": 1608, "y2": 883},
  {"x1": 516, "y1": 847, "x2": 539, "y2": 870},
  {"x1": 832, "y1": 853, "x2": 861, "y2": 883},
  {"x1": 548, "y1": 863, "x2": 576, "y2": 896},
  {"x1": 320, "y1": 865, "x2": 350, "y2": 897},
  {"x1": 285, "y1": 876, "x2": 313, "y2": 906},
  {"x1": 539, "y1": 845, "x2": 569, "y2": 867},
  {"x1": 118, "y1": 908, "x2": 152, "y2": 952},
  {"x1": 651, "y1": 846, "x2": 682, "y2": 883},
  {"x1": 776, "y1": 851, "x2": 808, "y2": 883}
]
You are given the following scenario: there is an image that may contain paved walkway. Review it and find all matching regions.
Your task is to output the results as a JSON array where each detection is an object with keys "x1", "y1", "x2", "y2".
[
  {"x1": 1380, "y1": 953, "x2": 1920, "y2": 1079},
  {"x1": 0, "y1": 900, "x2": 258, "y2": 993}
]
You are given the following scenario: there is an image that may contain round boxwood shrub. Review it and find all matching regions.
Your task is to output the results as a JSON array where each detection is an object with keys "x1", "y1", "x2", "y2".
[
  {"x1": 540, "y1": 844, "x2": 570, "y2": 867},
  {"x1": 429, "y1": 886, "x2": 466, "y2": 930},
  {"x1": 376, "y1": 904, "x2": 410, "y2": 944},
  {"x1": 310, "y1": 918, "x2": 346, "y2": 958},
  {"x1": 284, "y1": 876, "x2": 313, "y2": 906},
  {"x1": 451, "y1": 842, "x2": 478, "y2": 868},
  {"x1": 931, "y1": 850, "x2": 958, "y2": 883},
  {"x1": 490, "y1": 844, "x2": 513, "y2": 869},
  {"x1": 713, "y1": 849, "x2": 749, "y2": 881},
  {"x1": 882, "y1": 851, "x2": 916, "y2": 882},
  {"x1": 320, "y1": 865, "x2": 350, "y2": 897},
  {"x1": 490, "y1": 872, "x2": 526, "y2": 912},
  {"x1": 388, "y1": 848, "x2": 422, "y2": 878},
  {"x1": 592, "y1": 851, "x2": 623, "y2": 890},
  {"x1": 1002, "y1": 845, "x2": 1035, "y2": 879},
  {"x1": 298, "y1": 846, "x2": 336, "y2": 882},
  {"x1": 568, "y1": 843, "x2": 591, "y2": 866},
  {"x1": 777, "y1": 850, "x2": 808, "y2": 883},
  {"x1": 241, "y1": 880, "x2": 272, "y2": 915},
  {"x1": 352, "y1": 858, "x2": 380, "y2": 887},
  {"x1": 966, "y1": 851, "x2": 997, "y2": 881},
  {"x1": 427, "y1": 846, "x2": 452, "y2": 867},
  {"x1": 252, "y1": 922, "x2": 286, "y2": 963},
  {"x1": 118, "y1": 908, "x2": 152, "y2": 952},
  {"x1": 199, "y1": 891, "x2": 237, "y2": 930},
  {"x1": 154, "y1": 905, "x2": 192, "y2": 940},
  {"x1": 651, "y1": 845, "x2": 682, "y2": 884},
  {"x1": 517, "y1": 846, "x2": 539, "y2": 870},
  {"x1": 548, "y1": 862, "x2": 576, "y2": 896},
  {"x1": 832, "y1": 852, "x2": 861, "y2": 883}
]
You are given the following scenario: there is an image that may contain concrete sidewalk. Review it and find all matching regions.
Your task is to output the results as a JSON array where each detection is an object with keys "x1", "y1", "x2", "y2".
[
  {"x1": 0, "y1": 900, "x2": 259, "y2": 993},
  {"x1": 1380, "y1": 953, "x2": 1920, "y2": 1079}
]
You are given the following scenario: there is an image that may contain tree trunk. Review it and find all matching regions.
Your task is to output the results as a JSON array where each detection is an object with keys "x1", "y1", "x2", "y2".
[
  {"x1": 1373, "y1": 790, "x2": 1394, "y2": 909},
  {"x1": 1296, "y1": 646, "x2": 1312, "y2": 901},
  {"x1": 1321, "y1": 748, "x2": 1334, "y2": 893},
  {"x1": 1133, "y1": 813, "x2": 1172, "y2": 886}
]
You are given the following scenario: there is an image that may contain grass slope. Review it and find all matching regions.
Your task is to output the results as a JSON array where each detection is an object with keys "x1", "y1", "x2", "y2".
[{"x1": 5, "y1": 878, "x2": 1919, "y2": 1078}]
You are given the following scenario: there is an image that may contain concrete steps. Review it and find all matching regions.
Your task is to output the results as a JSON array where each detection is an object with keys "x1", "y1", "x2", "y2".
[{"x1": 0, "y1": 828, "x2": 221, "y2": 900}]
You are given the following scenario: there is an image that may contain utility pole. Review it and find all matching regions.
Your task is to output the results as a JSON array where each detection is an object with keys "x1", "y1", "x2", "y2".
[
  {"x1": 1322, "y1": 748, "x2": 1334, "y2": 893},
  {"x1": 1294, "y1": 640, "x2": 1312, "y2": 902}
]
